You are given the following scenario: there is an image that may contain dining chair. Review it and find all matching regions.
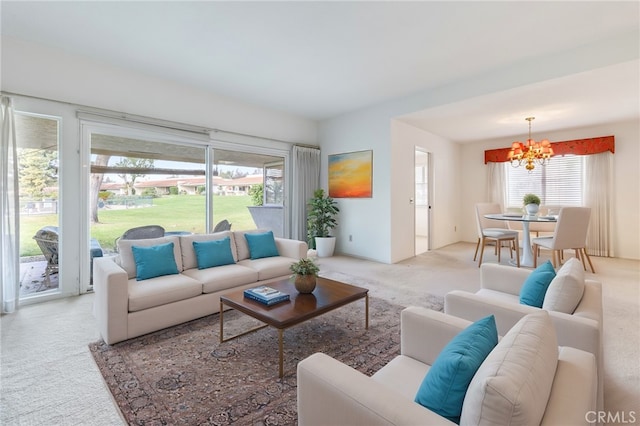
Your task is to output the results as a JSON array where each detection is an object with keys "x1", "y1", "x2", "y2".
[
  {"x1": 532, "y1": 205, "x2": 559, "y2": 235},
  {"x1": 474, "y1": 203, "x2": 520, "y2": 268},
  {"x1": 532, "y1": 207, "x2": 595, "y2": 273}
]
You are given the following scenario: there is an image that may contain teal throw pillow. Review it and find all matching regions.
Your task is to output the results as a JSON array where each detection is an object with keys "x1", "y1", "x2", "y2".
[
  {"x1": 193, "y1": 237, "x2": 236, "y2": 269},
  {"x1": 131, "y1": 242, "x2": 179, "y2": 281},
  {"x1": 519, "y1": 260, "x2": 556, "y2": 307},
  {"x1": 244, "y1": 231, "x2": 279, "y2": 260},
  {"x1": 415, "y1": 315, "x2": 498, "y2": 424}
]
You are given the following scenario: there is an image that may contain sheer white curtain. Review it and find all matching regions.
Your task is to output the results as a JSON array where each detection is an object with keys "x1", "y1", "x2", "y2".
[
  {"x1": 291, "y1": 146, "x2": 320, "y2": 242},
  {"x1": 584, "y1": 151, "x2": 613, "y2": 257},
  {"x1": 1, "y1": 96, "x2": 20, "y2": 313},
  {"x1": 486, "y1": 162, "x2": 506, "y2": 208}
]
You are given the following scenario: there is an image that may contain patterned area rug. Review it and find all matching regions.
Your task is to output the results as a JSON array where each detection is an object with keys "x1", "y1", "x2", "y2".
[{"x1": 90, "y1": 293, "x2": 443, "y2": 425}]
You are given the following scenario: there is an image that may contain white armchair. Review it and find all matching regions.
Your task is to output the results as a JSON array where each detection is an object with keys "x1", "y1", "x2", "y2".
[
  {"x1": 297, "y1": 308, "x2": 597, "y2": 426},
  {"x1": 444, "y1": 262, "x2": 603, "y2": 411}
]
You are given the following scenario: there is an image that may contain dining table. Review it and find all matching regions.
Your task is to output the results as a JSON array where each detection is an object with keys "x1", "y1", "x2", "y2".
[{"x1": 484, "y1": 213, "x2": 558, "y2": 268}]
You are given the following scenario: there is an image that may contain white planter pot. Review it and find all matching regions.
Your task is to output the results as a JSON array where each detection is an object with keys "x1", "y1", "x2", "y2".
[
  {"x1": 315, "y1": 237, "x2": 336, "y2": 257},
  {"x1": 525, "y1": 204, "x2": 540, "y2": 215}
]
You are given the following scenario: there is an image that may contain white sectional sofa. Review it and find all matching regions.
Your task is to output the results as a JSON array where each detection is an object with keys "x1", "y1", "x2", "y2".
[{"x1": 93, "y1": 229, "x2": 307, "y2": 345}]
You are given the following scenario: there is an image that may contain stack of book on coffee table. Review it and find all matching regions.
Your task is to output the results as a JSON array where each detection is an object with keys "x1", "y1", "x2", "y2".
[{"x1": 243, "y1": 286, "x2": 290, "y2": 306}]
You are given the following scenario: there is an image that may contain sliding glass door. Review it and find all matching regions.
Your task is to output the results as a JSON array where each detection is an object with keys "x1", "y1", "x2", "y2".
[{"x1": 15, "y1": 112, "x2": 62, "y2": 299}]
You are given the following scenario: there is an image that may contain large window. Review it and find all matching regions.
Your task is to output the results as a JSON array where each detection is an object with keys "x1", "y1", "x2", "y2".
[{"x1": 505, "y1": 155, "x2": 584, "y2": 208}]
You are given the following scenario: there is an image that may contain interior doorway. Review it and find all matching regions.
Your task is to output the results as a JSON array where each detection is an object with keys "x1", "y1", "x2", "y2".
[{"x1": 414, "y1": 147, "x2": 431, "y2": 255}]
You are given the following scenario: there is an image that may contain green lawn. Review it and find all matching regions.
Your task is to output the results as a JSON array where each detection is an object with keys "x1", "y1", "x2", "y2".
[{"x1": 20, "y1": 195, "x2": 256, "y2": 256}]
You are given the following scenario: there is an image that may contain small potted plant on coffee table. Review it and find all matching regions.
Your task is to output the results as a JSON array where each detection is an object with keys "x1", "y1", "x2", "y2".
[
  {"x1": 290, "y1": 258, "x2": 320, "y2": 294},
  {"x1": 523, "y1": 193, "x2": 541, "y2": 215}
]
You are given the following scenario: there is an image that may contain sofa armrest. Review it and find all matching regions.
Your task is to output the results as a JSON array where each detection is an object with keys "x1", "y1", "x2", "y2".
[
  {"x1": 541, "y1": 347, "x2": 597, "y2": 426},
  {"x1": 297, "y1": 352, "x2": 455, "y2": 426},
  {"x1": 275, "y1": 237, "x2": 308, "y2": 259},
  {"x1": 480, "y1": 263, "x2": 531, "y2": 295},
  {"x1": 574, "y1": 281, "x2": 602, "y2": 323},
  {"x1": 400, "y1": 307, "x2": 471, "y2": 365},
  {"x1": 93, "y1": 257, "x2": 129, "y2": 345},
  {"x1": 445, "y1": 290, "x2": 539, "y2": 335},
  {"x1": 445, "y1": 290, "x2": 600, "y2": 357}
]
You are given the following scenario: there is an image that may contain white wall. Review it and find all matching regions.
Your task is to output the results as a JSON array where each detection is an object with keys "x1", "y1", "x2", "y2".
[
  {"x1": 460, "y1": 118, "x2": 640, "y2": 260},
  {"x1": 6, "y1": 35, "x2": 638, "y2": 264},
  {"x1": 1, "y1": 37, "x2": 317, "y2": 144},
  {"x1": 318, "y1": 107, "x2": 393, "y2": 262},
  {"x1": 318, "y1": 29, "x2": 638, "y2": 264},
  {"x1": 318, "y1": 111, "x2": 464, "y2": 264}
]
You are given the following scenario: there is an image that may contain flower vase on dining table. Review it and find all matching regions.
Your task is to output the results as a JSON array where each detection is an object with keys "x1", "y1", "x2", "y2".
[
  {"x1": 525, "y1": 204, "x2": 539, "y2": 215},
  {"x1": 523, "y1": 193, "x2": 541, "y2": 216}
]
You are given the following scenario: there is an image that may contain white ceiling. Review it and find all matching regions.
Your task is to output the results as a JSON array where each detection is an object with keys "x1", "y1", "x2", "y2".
[{"x1": 2, "y1": 1, "x2": 639, "y2": 142}]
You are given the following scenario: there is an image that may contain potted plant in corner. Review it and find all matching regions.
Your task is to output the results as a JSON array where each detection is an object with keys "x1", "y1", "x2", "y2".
[
  {"x1": 289, "y1": 258, "x2": 320, "y2": 293},
  {"x1": 523, "y1": 193, "x2": 541, "y2": 215},
  {"x1": 307, "y1": 189, "x2": 339, "y2": 257}
]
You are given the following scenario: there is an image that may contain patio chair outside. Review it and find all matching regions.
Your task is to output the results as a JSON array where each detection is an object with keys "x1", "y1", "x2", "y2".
[
  {"x1": 115, "y1": 225, "x2": 165, "y2": 251},
  {"x1": 33, "y1": 226, "x2": 60, "y2": 284},
  {"x1": 213, "y1": 219, "x2": 232, "y2": 232}
]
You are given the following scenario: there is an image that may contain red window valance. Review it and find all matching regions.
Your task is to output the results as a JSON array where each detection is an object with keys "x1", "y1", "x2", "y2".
[{"x1": 484, "y1": 135, "x2": 615, "y2": 164}]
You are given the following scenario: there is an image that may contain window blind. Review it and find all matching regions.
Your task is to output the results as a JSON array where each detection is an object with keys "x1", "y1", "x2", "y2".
[{"x1": 505, "y1": 155, "x2": 584, "y2": 208}]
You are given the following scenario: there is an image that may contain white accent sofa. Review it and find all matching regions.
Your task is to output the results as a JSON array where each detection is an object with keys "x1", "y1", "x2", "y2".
[
  {"x1": 297, "y1": 308, "x2": 597, "y2": 425},
  {"x1": 444, "y1": 261, "x2": 603, "y2": 411},
  {"x1": 93, "y1": 230, "x2": 307, "y2": 345}
]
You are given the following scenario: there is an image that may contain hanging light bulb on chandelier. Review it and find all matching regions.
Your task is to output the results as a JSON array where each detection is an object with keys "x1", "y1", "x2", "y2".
[{"x1": 507, "y1": 117, "x2": 554, "y2": 172}]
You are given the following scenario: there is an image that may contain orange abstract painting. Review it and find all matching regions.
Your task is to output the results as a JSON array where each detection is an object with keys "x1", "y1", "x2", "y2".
[{"x1": 328, "y1": 150, "x2": 372, "y2": 198}]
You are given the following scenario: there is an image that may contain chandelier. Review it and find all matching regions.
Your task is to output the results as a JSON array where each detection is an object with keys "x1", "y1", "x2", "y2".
[{"x1": 507, "y1": 117, "x2": 554, "y2": 172}]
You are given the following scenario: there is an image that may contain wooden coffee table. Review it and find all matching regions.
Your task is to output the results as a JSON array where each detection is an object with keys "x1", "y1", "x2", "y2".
[{"x1": 219, "y1": 276, "x2": 369, "y2": 378}]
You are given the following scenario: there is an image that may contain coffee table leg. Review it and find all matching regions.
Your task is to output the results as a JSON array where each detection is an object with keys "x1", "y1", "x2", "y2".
[
  {"x1": 278, "y1": 329, "x2": 284, "y2": 378},
  {"x1": 365, "y1": 293, "x2": 369, "y2": 329},
  {"x1": 219, "y1": 301, "x2": 224, "y2": 343}
]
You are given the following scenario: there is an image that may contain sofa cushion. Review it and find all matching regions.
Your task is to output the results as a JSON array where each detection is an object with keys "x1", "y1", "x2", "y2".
[
  {"x1": 543, "y1": 257, "x2": 585, "y2": 314},
  {"x1": 233, "y1": 229, "x2": 269, "y2": 261},
  {"x1": 519, "y1": 260, "x2": 556, "y2": 307},
  {"x1": 128, "y1": 274, "x2": 203, "y2": 312},
  {"x1": 238, "y1": 257, "x2": 297, "y2": 281},
  {"x1": 244, "y1": 231, "x2": 280, "y2": 260},
  {"x1": 183, "y1": 264, "x2": 259, "y2": 293},
  {"x1": 460, "y1": 311, "x2": 559, "y2": 426},
  {"x1": 193, "y1": 237, "x2": 236, "y2": 269},
  {"x1": 118, "y1": 236, "x2": 182, "y2": 280},
  {"x1": 415, "y1": 315, "x2": 498, "y2": 423},
  {"x1": 372, "y1": 355, "x2": 431, "y2": 402},
  {"x1": 131, "y1": 242, "x2": 180, "y2": 281},
  {"x1": 179, "y1": 231, "x2": 237, "y2": 270}
]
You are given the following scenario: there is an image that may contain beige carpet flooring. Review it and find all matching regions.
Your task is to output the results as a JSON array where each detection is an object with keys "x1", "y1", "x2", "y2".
[{"x1": 1, "y1": 242, "x2": 638, "y2": 425}]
